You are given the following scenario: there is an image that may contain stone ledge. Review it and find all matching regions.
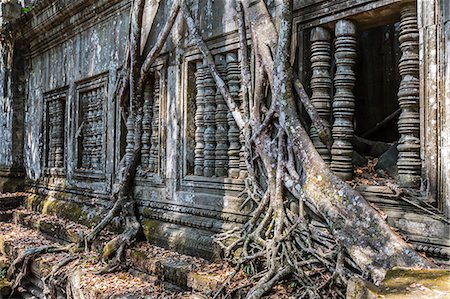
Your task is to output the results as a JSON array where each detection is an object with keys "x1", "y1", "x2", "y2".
[
  {"x1": 0, "y1": 193, "x2": 25, "y2": 211},
  {"x1": 346, "y1": 268, "x2": 450, "y2": 299},
  {"x1": 12, "y1": 208, "x2": 112, "y2": 252},
  {"x1": 24, "y1": 193, "x2": 106, "y2": 229},
  {"x1": 126, "y1": 243, "x2": 231, "y2": 293},
  {"x1": 0, "y1": 222, "x2": 219, "y2": 298}
]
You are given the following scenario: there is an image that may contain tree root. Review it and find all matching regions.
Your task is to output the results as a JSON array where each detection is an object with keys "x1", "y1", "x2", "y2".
[
  {"x1": 7, "y1": 244, "x2": 73, "y2": 298},
  {"x1": 43, "y1": 254, "x2": 77, "y2": 299},
  {"x1": 9, "y1": 1, "x2": 435, "y2": 299}
]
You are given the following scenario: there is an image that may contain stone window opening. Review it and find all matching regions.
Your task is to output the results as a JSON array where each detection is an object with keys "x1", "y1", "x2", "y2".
[
  {"x1": 74, "y1": 73, "x2": 108, "y2": 178},
  {"x1": 136, "y1": 71, "x2": 165, "y2": 179},
  {"x1": 184, "y1": 51, "x2": 247, "y2": 182},
  {"x1": 43, "y1": 88, "x2": 67, "y2": 175},
  {"x1": 300, "y1": 3, "x2": 421, "y2": 189}
]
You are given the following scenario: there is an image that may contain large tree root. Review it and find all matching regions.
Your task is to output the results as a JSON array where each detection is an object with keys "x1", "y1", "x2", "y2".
[
  {"x1": 181, "y1": 1, "x2": 434, "y2": 298},
  {"x1": 10, "y1": 1, "x2": 436, "y2": 298},
  {"x1": 42, "y1": 254, "x2": 77, "y2": 299},
  {"x1": 7, "y1": 244, "x2": 73, "y2": 297}
]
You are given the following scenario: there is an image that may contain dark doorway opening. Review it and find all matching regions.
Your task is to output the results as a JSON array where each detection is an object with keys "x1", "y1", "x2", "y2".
[{"x1": 354, "y1": 23, "x2": 401, "y2": 144}]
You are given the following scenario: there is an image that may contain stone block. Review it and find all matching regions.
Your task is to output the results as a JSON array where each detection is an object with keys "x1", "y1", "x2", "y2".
[
  {"x1": 375, "y1": 142, "x2": 398, "y2": 178},
  {"x1": 346, "y1": 268, "x2": 450, "y2": 298},
  {"x1": 0, "y1": 279, "x2": 12, "y2": 299},
  {"x1": 0, "y1": 1, "x2": 21, "y2": 26},
  {"x1": 141, "y1": 218, "x2": 215, "y2": 260}
]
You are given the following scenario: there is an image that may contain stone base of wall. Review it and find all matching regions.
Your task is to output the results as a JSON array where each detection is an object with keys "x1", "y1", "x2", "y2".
[
  {"x1": 22, "y1": 187, "x2": 220, "y2": 260},
  {"x1": 0, "y1": 166, "x2": 24, "y2": 192},
  {"x1": 141, "y1": 218, "x2": 216, "y2": 260}
]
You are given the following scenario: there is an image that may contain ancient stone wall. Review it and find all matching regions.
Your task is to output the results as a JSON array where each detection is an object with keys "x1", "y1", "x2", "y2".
[
  {"x1": 0, "y1": 2, "x2": 25, "y2": 192},
  {"x1": 0, "y1": 0, "x2": 448, "y2": 260}
]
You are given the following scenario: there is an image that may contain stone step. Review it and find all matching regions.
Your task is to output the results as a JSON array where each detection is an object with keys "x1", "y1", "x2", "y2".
[
  {"x1": 0, "y1": 223, "x2": 197, "y2": 298},
  {"x1": 10, "y1": 208, "x2": 232, "y2": 294},
  {"x1": 0, "y1": 193, "x2": 26, "y2": 211},
  {"x1": 347, "y1": 268, "x2": 450, "y2": 299},
  {"x1": 126, "y1": 243, "x2": 232, "y2": 293},
  {"x1": 0, "y1": 193, "x2": 25, "y2": 223},
  {"x1": 1, "y1": 214, "x2": 230, "y2": 297},
  {"x1": 11, "y1": 208, "x2": 112, "y2": 252}
]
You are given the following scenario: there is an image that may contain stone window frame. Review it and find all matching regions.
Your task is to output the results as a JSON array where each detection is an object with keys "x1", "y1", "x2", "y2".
[
  {"x1": 293, "y1": 1, "x2": 449, "y2": 208},
  {"x1": 42, "y1": 86, "x2": 69, "y2": 177},
  {"x1": 179, "y1": 41, "x2": 246, "y2": 192},
  {"x1": 73, "y1": 72, "x2": 109, "y2": 180}
]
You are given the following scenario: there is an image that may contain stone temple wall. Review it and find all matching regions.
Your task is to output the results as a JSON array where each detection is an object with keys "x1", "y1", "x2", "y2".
[
  {"x1": 0, "y1": 0, "x2": 448, "y2": 260},
  {"x1": 13, "y1": 0, "x2": 259, "y2": 259}
]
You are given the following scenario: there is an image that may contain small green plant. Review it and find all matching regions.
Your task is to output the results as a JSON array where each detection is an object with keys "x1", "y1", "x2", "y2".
[
  {"x1": 21, "y1": 6, "x2": 31, "y2": 14},
  {"x1": 0, "y1": 267, "x2": 7, "y2": 279},
  {"x1": 243, "y1": 264, "x2": 253, "y2": 275}
]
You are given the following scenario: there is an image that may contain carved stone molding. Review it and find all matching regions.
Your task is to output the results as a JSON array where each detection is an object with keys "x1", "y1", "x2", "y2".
[
  {"x1": 331, "y1": 20, "x2": 357, "y2": 180},
  {"x1": 310, "y1": 26, "x2": 332, "y2": 164},
  {"x1": 141, "y1": 83, "x2": 152, "y2": 169},
  {"x1": 397, "y1": 4, "x2": 421, "y2": 188}
]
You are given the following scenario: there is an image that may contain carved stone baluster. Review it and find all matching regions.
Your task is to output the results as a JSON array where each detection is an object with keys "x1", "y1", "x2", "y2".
[
  {"x1": 226, "y1": 52, "x2": 240, "y2": 178},
  {"x1": 214, "y1": 54, "x2": 229, "y2": 177},
  {"x1": 330, "y1": 20, "x2": 357, "y2": 180},
  {"x1": 194, "y1": 61, "x2": 205, "y2": 176},
  {"x1": 92, "y1": 91, "x2": 99, "y2": 170},
  {"x1": 48, "y1": 100, "x2": 56, "y2": 167},
  {"x1": 82, "y1": 91, "x2": 94, "y2": 169},
  {"x1": 310, "y1": 27, "x2": 332, "y2": 164},
  {"x1": 54, "y1": 98, "x2": 65, "y2": 168},
  {"x1": 397, "y1": 4, "x2": 421, "y2": 188},
  {"x1": 141, "y1": 82, "x2": 152, "y2": 169},
  {"x1": 203, "y1": 60, "x2": 217, "y2": 177},
  {"x1": 91, "y1": 91, "x2": 98, "y2": 170},
  {"x1": 94, "y1": 89, "x2": 104, "y2": 171},
  {"x1": 89, "y1": 91, "x2": 96, "y2": 169},
  {"x1": 149, "y1": 73, "x2": 160, "y2": 173},
  {"x1": 125, "y1": 112, "x2": 135, "y2": 167}
]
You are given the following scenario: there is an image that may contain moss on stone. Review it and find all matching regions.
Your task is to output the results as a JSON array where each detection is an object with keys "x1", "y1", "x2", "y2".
[
  {"x1": 25, "y1": 194, "x2": 45, "y2": 211},
  {"x1": 187, "y1": 272, "x2": 219, "y2": 292},
  {"x1": 379, "y1": 268, "x2": 450, "y2": 297},
  {"x1": 347, "y1": 268, "x2": 450, "y2": 299},
  {"x1": 0, "y1": 278, "x2": 11, "y2": 297},
  {"x1": 26, "y1": 194, "x2": 102, "y2": 228},
  {"x1": 141, "y1": 218, "x2": 161, "y2": 241}
]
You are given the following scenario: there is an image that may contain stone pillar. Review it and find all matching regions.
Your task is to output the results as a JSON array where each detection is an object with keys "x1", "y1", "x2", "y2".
[
  {"x1": 203, "y1": 59, "x2": 217, "y2": 177},
  {"x1": 330, "y1": 20, "x2": 357, "y2": 180},
  {"x1": 310, "y1": 27, "x2": 332, "y2": 164},
  {"x1": 149, "y1": 73, "x2": 160, "y2": 173},
  {"x1": 52, "y1": 98, "x2": 66, "y2": 168},
  {"x1": 214, "y1": 54, "x2": 229, "y2": 177},
  {"x1": 141, "y1": 83, "x2": 152, "y2": 169},
  {"x1": 194, "y1": 61, "x2": 206, "y2": 176},
  {"x1": 443, "y1": 0, "x2": 450, "y2": 215},
  {"x1": 226, "y1": 53, "x2": 241, "y2": 179},
  {"x1": 124, "y1": 113, "x2": 135, "y2": 166},
  {"x1": 397, "y1": 4, "x2": 421, "y2": 188}
]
